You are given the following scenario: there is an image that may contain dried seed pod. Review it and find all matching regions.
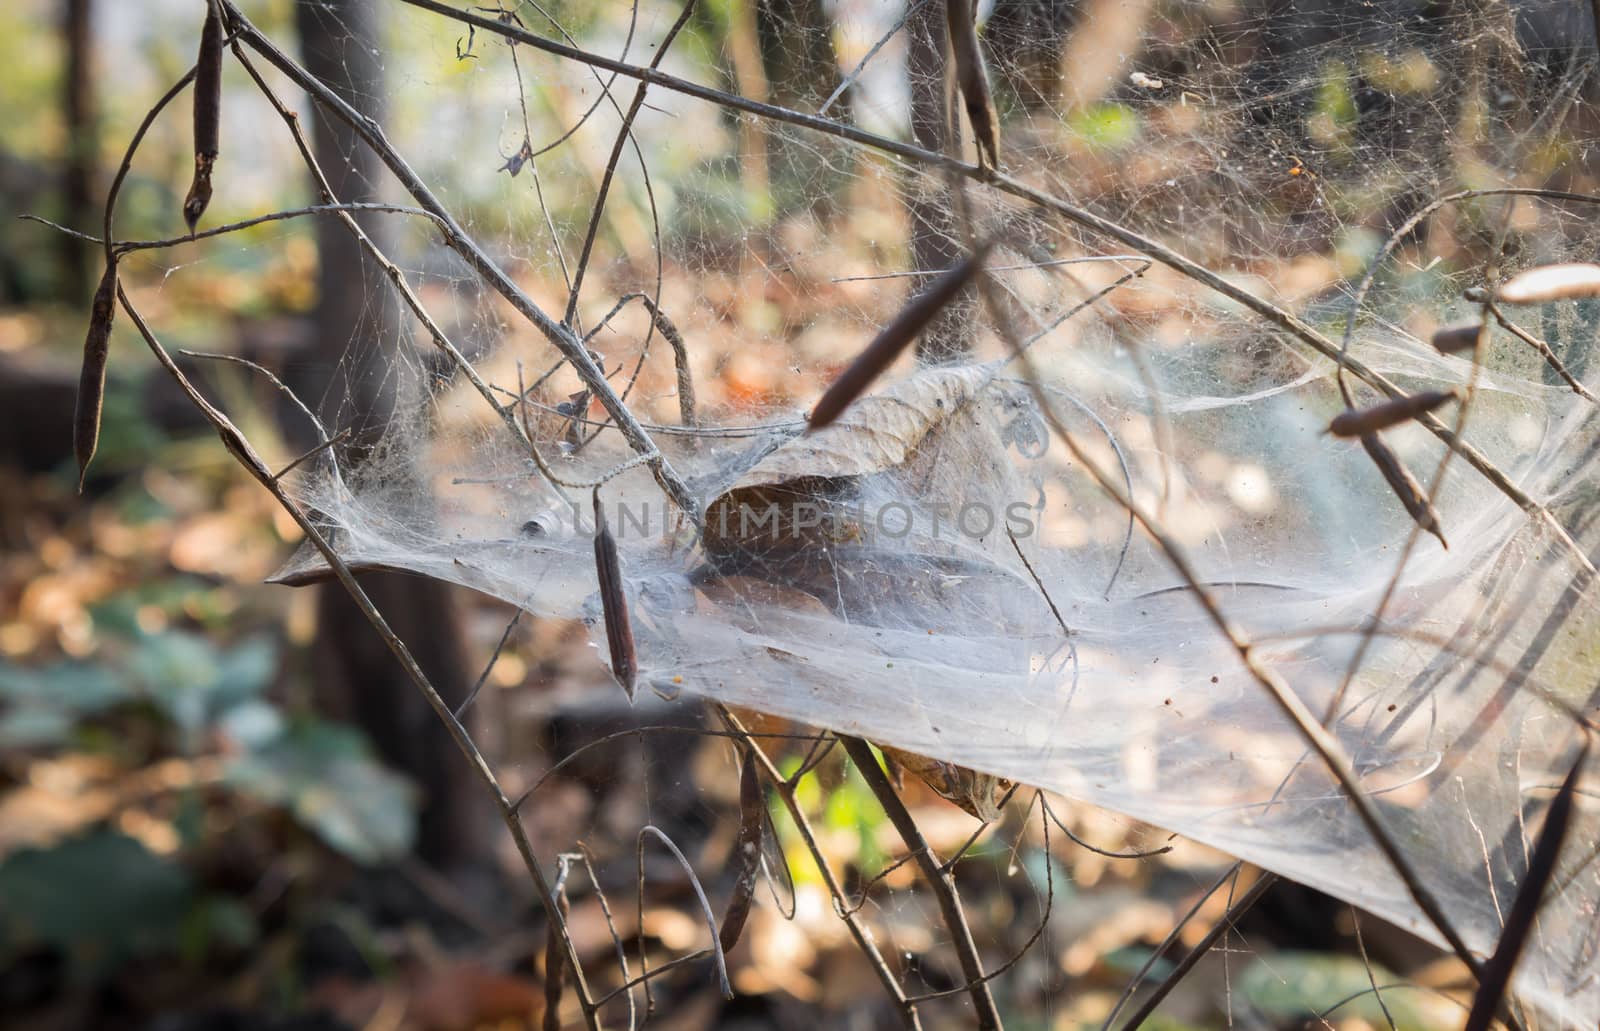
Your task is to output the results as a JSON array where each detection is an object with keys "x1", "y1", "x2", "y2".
[
  {"x1": 1431, "y1": 321, "x2": 1485, "y2": 355},
  {"x1": 541, "y1": 879, "x2": 570, "y2": 1031},
  {"x1": 1494, "y1": 263, "x2": 1600, "y2": 305},
  {"x1": 1328, "y1": 390, "x2": 1458, "y2": 437},
  {"x1": 808, "y1": 239, "x2": 994, "y2": 431},
  {"x1": 946, "y1": 0, "x2": 998, "y2": 168},
  {"x1": 718, "y1": 750, "x2": 762, "y2": 954},
  {"x1": 592, "y1": 492, "x2": 637, "y2": 696},
  {"x1": 184, "y1": 0, "x2": 223, "y2": 233},
  {"x1": 1359, "y1": 433, "x2": 1447, "y2": 549},
  {"x1": 74, "y1": 261, "x2": 118, "y2": 492}
]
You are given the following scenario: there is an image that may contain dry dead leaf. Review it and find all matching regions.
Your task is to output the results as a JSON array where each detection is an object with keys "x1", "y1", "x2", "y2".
[{"x1": 878, "y1": 744, "x2": 1008, "y2": 822}]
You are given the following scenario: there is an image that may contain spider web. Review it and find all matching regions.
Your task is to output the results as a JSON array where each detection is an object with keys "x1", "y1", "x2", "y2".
[{"x1": 242, "y1": 0, "x2": 1600, "y2": 1021}]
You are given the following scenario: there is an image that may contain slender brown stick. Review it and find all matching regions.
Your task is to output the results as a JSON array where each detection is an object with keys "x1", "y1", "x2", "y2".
[
  {"x1": 985, "y1": 266, "x2": 1488, "y2": 981},
  {"x1": 221, "y1": 3, "x2": 699, "y2": 522},
  {"x1": 1113, "y1": 871, "x2": 1277, "y2": 1031},
  {"x1": 1487, "y1": 300, "x2": 1598, "y2": 403},
  {"x1": 223, "y1": 42, "x2": 580, "y2": 503},
  {"x1": 28, "y1": 202, "x2": 445, "y2": 253},
  {"x1": 1100, "y1": 861, "x2": 1245, "y2": 1030},
  {"x1": 716, "y1": 707, "x2": 920, "y2": 1029},
  {"x1": 563, "y1": 0, "x2": 697, "y2": 328},
  {"x1": 386, "y1": 0, "x2": 1600, "y2": 571},
  {"x1": 839, "y1": 735, "x2": 1002, "y2": 1030},
  {"x1": 177, "y1": 349, "x2": 330, "y2": 445},
  {"x1": 583, "y1": 293, "x2": 698, "y2": 428},
  {"x1": 272, "y1": 429, "x2": 350, "y2": 482},
  {"x1": 112, "y1": 288, "x2": 605, "y2": 1031},
  {"x1": 905, "y1": 794, "x2": 1056, "y2": 1004},
  {"x1": 636, "y1": 826, "x2": 732, "y2": 1000},
  {"x1": 455, "y1": 609, "x2": 523, "y2": 720}
]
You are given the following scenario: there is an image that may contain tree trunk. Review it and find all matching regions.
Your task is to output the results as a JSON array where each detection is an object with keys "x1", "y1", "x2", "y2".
[
  {"x1": 906, "y1": 0, "x2": 976, "y2": 364},
  {"x1": 755, "y1": 0, "x2": 846, "y2": 216},
  {"x1": 293, "y1": 0, "x2": 486, "y2": 873}
]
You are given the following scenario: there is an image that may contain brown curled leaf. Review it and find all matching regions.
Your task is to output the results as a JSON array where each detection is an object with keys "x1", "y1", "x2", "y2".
[
  {"x1": 1328, "y1": 389, "x2": 1458, "y2": 437},
  {"x1": 1495, "y1": 262, "x2": 1600, "y2": 305},
  {"x1": 541, "y1": 879, "x2": 570, "y2": 1031},
  {"x1": 184, "y1": 0, "x2": 223, "y2": 233},
  {"x1": 808, "y1": 239, "x2": 994, "y2": 432},
  {"x1": 1431, "y1": 321, "x2": 1485, "y2": 355},
  {"x1": 879, "y1": 744, "x2": 1005, "y2": 821},
  {"x1": 74, "y1": 261, "x2": 118, "y2": 492},
  {"x1": 1359, "y1": 433, "x2": 1447, "y2": 549},
  {"x1": 882, "y1": 747, "x2": 905, "y2": 791},
  {"x1": 1462, "y1": 738, "x2": 1588, "y2": 1031},
  {"x1": 946, "y1": 0, "x2": 998, "y2": 168},
  {"x1": 593, "y1": 492, "x2": 637, "y2": 697},
  {"x1": 718, "y1": 750, "x2": 762, "y2": 955}
]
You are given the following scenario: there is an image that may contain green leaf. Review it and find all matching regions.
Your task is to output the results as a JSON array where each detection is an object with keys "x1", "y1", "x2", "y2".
[
  {"x1": 180, "y1": 896, "x2": 258, "y2": 965},
  {"x1": 226, "y1": 722, "x2": 416, "y2": 863},
  {"x1": 0, "y1": 661, "x2": 125, "y2": 712},
  {"x1": 87, "y1": 577, "x2": 216, "y2": 639},
  {"x1": 0, "y1": 830, "x2": 193, "y2": 970},
  {"x1": 130, "y1": 632, "x2": 276, "y2": 742},
  {"x1": 0, "y1": 704, "x2": 74, "y2": 747},
  {"x1": 0, "y1": 662, "x2": 130, "y2": 747},
  {"x1": 1240, "y1": 951, "x2": 1439, "y2": 1029},
  {"x1": 1068, "y1": 102, "x2": 1142, "y2": 151},
  {"x1": 210, "y1": 636, "x2": 277, "y2": 710}
]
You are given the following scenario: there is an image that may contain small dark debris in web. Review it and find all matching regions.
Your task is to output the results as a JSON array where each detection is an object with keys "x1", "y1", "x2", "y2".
[{"x1": 500, "y1": 138, "x2": 534, "y2": 177}]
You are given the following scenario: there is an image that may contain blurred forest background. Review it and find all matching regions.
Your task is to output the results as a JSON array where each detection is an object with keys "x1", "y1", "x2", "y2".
[{"x1": 2, "y1": 0, "x2": 1599, "y2": 1028}]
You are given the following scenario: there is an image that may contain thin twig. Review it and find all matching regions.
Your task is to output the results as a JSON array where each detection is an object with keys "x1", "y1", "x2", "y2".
[
  {"x1": 389, "y1": 0, "x2": 1600, "y2": 571},
  {"x1": 224, "y1": 42, "x2": 575, "y2": 504},
  {"x1": 569, "y1": 845, "x2": 636, "y2": 1030},
  {"x1": 1006, "y1": 529, "x2": 1069, "y2": 635},
  {"x1": 455, "y1": 608, "x2": 523, "y2": 720},
  {"x1": 990, "y1": 262, "x2": 1489, "y2": 983},
  {"x1": 1114, "y1": 871, "x2": 1276, "y2": 1031},
  {"x1": 1487, "y1": 300, "x2": 1598, "y2": 402},
  {"x1": 819, "y1": 0, "x2": 934, "y2": 115},
  {"x1": 563, "y1": 0, "x2": 697, "y2": 328},
  {"x1": 636, "y1": 825, "x2": 732, "y2": 1000},
  {"x1": 223, "y1": 3, "x2": 700, "y2": 523},
  {"x1": 906, "y1": 793, "x2": 1056, "y2": 1003},
  {"x1": 839, "y1": 735, "x2": 1002, "y2": 1030},
  {"x1": 26, "y1": 202, "x2": 444, "y2": 253},
  {"x1": 112, "y1": 288, "x2": 605, "y2": 1031},
  {"x1": 1040, "y1": 796, "x2": 1173, "y2": 860},
  {"x1": 717, "y1": 706, "x2": 920, "y2": 1029},
  {"x1": 272, "y1": 429, "x2": 349, "y2": 482},
  {"x1": 942, "y1": 782, "x2": 1023, "y2": 871},
  {"x1": 177, "y1": 349, "x2": 330, "y2": 445},
  {"x1": 1351, "y1": 908, "x2": 1400, "y2": 1031},
  {"x1": 509, "y1": 725, "x2": 822, "y2": 816},
  {"x1": 1100, "y1": 862, "x2": 1245, "y2": 1031},
  {"x1": 831, "y1": 254, "x2": 1147, "y2": 282},
  {"x1": 591, "y1": 949, "x2": 714, "y2": 1008},
  {"x1": 583, "y1": 292, "x2": 697, "y2": 428}
]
